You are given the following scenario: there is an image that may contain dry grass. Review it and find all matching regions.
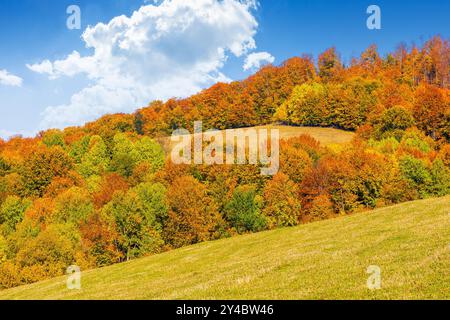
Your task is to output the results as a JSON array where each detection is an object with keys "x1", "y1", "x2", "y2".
[
  {"x1": 257, "y1": 125, "x2": 355, "y2": 145},
  {"x1": 0, "y1": 196, "x2": 448, "y2": 300},
  {"x1": 158, "y1": 125, "x2": 355, "y2": 154}
]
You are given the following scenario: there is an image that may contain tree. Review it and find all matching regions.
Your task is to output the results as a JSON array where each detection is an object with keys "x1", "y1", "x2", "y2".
[
  {"x1": 164, "y1": 176, "x2": 222, "y2": 248},
  {"x1": 93, "y1": 173, "x2": 129, "y2": 209},
  {"x1": 413, "y1": 84, "x2": 449, "y2": 140},
  {"x1": 318, "y1": 47, "x2": 343, "y2": 81},
  {"x1": 279, "y1": 142, "x2": 313, "y2": 183},
  {"x1": 80, "y1": 212, "x2": 123, "y2": 266},
  {"x1": 429, "y1": 159, "x2": 450, "y2": 196},
  {"x1": 0, "y1": 157, "x2": 11, "y2": 177},
  {"x1": 224, "y1": 185, "x2": 266, "y2": 234},
  {"x1": 328, "y1": 78, "x2": 380, "y2": 130},
  {"x1": 41, "y1": 129, "x2": 66, "y2": 148},
  {"x1": 306, "y1": 194, "x2": 335, "y2": 223},
  {"x1": 276, "y1": 83, "x2": 329, "y2": 126},
  {"x1": 103, "y1": 189, "x2": 164, "y2": 260},
  {"x1": 23, "y1": 197, "x2": 55, "y2": 228},
  {"x1": 399, "y1": 156, "x2": 432, "y2": 198},
  {"x1": 134, "y1": 112, "x2": 144, "y2": 135},
  {"x1": 54, "y1": 187, "x2": 94, "y2": 225},
  {"x1": 262, "y1": 173, "x2": 301, "y2": 228},
  {"x1": 109, "y1": 134, "x2": 165, "y2": 178},
  {"x1": 13, "y1": 223, "x2": 89, "y2": 285},
  {"x1": 109, "y1": 133, "x2": 139, "y2": 177},
  {"x1": 0, "y1": 196, "x2": 31, "y2": 236},
  {"x1": 437, "y1": 144, "x2": 450, "y2": 167},
  {"x1": 134, "y1": 137, "x2": 165, "y2": 173},
  {"x1": 77, "y1": 135, "x2": 110, "y2": 178},
  {"x1": 373, "y1": 106, "x2": 415, "y2": 140},
  {"x1": 359, "y1": 44, "x2": 382, "y2": 74},
  {"x1": 43, "y1": 172, "x2": 84, "y2": 198},
  {"x1": 0, "y1": 234, "x2": 7, "y2": 263},
  {"x1": 21, "y1": 146, "x2": 73, "y2": 197},
  {"x1": 134, "y1": 182, "x2": 168, "y2": 231}
]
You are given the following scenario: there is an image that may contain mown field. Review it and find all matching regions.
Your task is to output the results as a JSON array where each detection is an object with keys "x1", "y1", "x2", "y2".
[
  {"x1": 159, "y1": 125, "x2": 355, "y2": 152},
  {"x1": 0, "y1": 196, "x2": 448, "y2": 300},
  {"x1": 256, "y1": 125, "x2": 355, "y2": 145}
]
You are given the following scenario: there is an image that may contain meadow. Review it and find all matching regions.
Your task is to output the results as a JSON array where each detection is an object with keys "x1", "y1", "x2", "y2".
[{"x1": 1, "y1": 196, "x2": 448, "y2": 300}]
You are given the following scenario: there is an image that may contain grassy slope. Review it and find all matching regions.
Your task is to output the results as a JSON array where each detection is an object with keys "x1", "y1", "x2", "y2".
[
  {"x1": 256, "y1": 125, "x2": 355, "y2": 145},
  {"x1": 159, "y1": 125, "x2": 355, "y2": 152},
  {"x1": 0, "y1": 196, "x2": 448, "y2": 300}
]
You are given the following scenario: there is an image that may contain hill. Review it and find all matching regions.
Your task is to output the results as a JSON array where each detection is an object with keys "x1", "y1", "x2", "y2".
[
  {"x1": 159, "y1": 125, "x2": 355, "y2": 153},
  {"x1": 0, "y1": 196, "x2": 448, "y2": 300}
]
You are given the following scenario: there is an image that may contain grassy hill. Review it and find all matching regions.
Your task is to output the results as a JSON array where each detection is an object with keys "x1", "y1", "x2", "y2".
[
  {"x1": 159, "y1": 125, "x2": 355, "y2": 152},
  {"x1": 256, "y1": 125, "x2": 355, "y2": 145},
  {"x1": 0, "y1": 196, "x2": 448, "y2": 300}
]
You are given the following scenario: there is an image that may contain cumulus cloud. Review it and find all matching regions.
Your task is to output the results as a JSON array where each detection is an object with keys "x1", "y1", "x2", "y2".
[
  {"x1": 27, "y1": 0, "x2": 260, "y2": 130},
  {"x1": 243, "y1": 51, "x2": 275, "y2": 71},
  {"x1": 0, "y1": 69, "x2": 23, "y2": 87}
]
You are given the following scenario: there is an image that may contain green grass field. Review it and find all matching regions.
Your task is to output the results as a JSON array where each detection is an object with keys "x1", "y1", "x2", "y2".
[{"x1": 0, "y1": 196, "x2": 448, "y2": 300}]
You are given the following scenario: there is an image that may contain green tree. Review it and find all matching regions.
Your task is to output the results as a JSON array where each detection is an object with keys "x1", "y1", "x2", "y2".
[
  {"x1": 41, "y1": 130, "x2": 66, "y2": 148},
  {"x1": 0, "y1": 196, "x2": 32, "y2": 236},
  {"x1": 134, "y1": 182, "x2": 168, "y2": 231},
  {"x1": 109, "y1": 133, "x2": 139, "y2": 177},
  {"x1": 13, "y1": 223, "x2": 88, "y2": 285},
  {"x1": 429, "y1": 159, "x2": 450, "y2": 196},
  {"x1": 374, "y1": 106, "x2": 415, "y2": 140},
  {"x1": 134, "y1": 112, "x2": 144, "y2": 135},
  {"x1": 134, "y1": 137, "x2": 165, "y2": 173},
  {"x1": 399, "y1": 156, "x2": 432, "y2": 198},
  {"x1": 54, "y1": 187, "x2": 94, "y2": 225},
  {"x1": 0, "y1": 157, "x2": 11, "y2": 177},
  {"x1": 69, "y1": 135, "x2": 91, "y2": 164},
  {"x1": 0, "y1": 234, "x2": 7, "y2": 262},
  {"x1": 225, "y1": 185, "x2": 266, "y2": 234},
  {"x1": 276, "y1": 83, "x2": 329, "y2": 126},
  {"x1": 77, "y1": 135, "x2": 110, "y2": 178},
  {"x1": 103, "y1": 189, "x2": 164, "y2": 260}
]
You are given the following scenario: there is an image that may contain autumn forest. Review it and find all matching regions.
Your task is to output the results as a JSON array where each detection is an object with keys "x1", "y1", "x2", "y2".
[{"x1": 0, "y1": 35, "x2": 449, "y2": 289}]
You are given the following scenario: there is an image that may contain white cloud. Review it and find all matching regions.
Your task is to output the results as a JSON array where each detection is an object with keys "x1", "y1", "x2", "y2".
[
  {"x1": 27, "y1": 0, "x2": 260, "y2": 130},
  {"x1": 0, "y1": 69, "x2": 23, "y2": 87},
  {"x1": 0, "y1": 129, "x2": 34, "y2": 140},
  {"x1": 243, "y1": 51, "x2": 274, "y2": 71},
  {"x1": 26, "y1": 60, "x2": 54, "y2": 77},
  {"x1": 0, "y1": 129, "x2": 12, "y2": 140}
]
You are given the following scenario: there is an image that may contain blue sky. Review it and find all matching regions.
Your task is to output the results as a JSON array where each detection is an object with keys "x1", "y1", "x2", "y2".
[{"x1": 0, "y1": 0, "x2": 449, "y2": 138}]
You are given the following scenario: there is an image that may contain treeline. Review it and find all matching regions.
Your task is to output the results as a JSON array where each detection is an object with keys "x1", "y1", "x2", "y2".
[{"x1": 0, "y1": 36, "x2": 449, "y2": 288}]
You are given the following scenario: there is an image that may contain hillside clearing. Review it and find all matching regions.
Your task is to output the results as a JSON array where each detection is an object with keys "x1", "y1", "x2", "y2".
[
  {"x1": 158, "y1": 125, "x2": 355, "y2": 152},
  {"x1": 0, "y1": 196, "x2": 448, "y2": 300}
]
